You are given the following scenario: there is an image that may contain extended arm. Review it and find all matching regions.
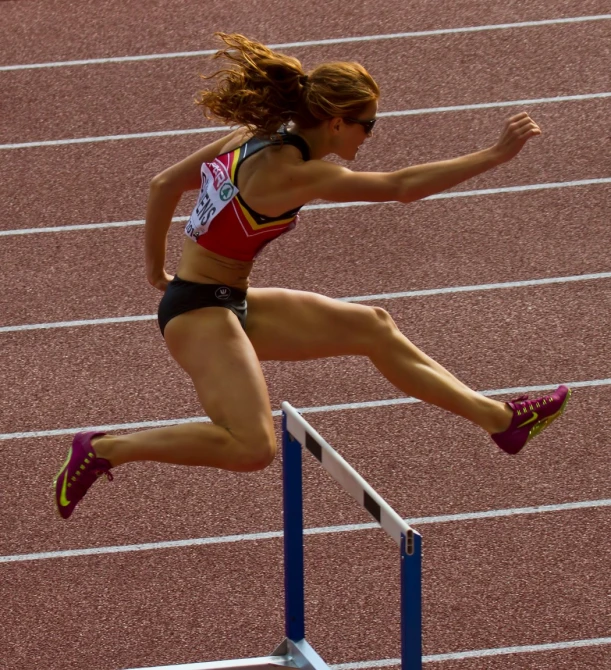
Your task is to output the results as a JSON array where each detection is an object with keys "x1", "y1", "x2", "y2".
[{"x1": 302, "y1": 112, "x2": 541, "y2": 204}]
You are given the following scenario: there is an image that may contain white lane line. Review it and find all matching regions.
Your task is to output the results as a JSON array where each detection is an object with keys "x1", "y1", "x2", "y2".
[
  {"x1": 343, "y1": 271, "x2": 611, "y2": 303},
  {"x1": 1, "y1": 177, "x2": 610, "y2": 238},
  {"x1": 2, "y1": 271, "x2": 610, "y2": 334},
  {"x1": 0, "y1": 219, "x2": 150, "y2": 236},
  {"x1": 0, "y1": 126, "x2": 221, "y2": 150},
  {"x1": 0, "y1": 217, "x2": 169, "y2": 236},
  {"x1": 2, "y1": 498, "x2": 609, "y2": 564},
  {"x1": 332, "y1": 636, "x2": 611, "y2": 668},
  {"x1": 2, "y1": 15, "x2": 610, "y2": 71},
  {"x1": 381, "y1": 91, "x2": 611, "y2": 116},
  {"x1": 0, "y1": 378, "x2": 609, "y2": 441},
  {"x1": 2, "y1": 92, "x2": 610, "y2": 150},
  {"x1": 0, "y1": 314, "x2": 155, "y2": 333}
]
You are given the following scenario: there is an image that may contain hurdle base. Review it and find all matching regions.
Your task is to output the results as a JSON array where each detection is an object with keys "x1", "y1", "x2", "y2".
[
  {"x1": 130, "y1": 638, "x2": 330, "y2": 670},
  {"x1": 271, "y1": 637, "x2": 330, "y2": 670}
]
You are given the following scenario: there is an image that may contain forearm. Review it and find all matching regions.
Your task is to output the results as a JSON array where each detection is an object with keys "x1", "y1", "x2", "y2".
[
  {"x1": 395, "y1": 146, "x2": 504, "y2": 203},
  {"x1": 144, "y1": 179, "x2": 183, "y2": 280}
]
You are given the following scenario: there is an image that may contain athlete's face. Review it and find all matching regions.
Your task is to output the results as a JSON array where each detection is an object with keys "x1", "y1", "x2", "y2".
[{"x1": 338, "y1": 99, "x2": 379, "y2": 161}]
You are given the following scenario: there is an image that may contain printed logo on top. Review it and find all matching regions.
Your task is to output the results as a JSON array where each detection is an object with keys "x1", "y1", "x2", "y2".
[
  {"x1": 219, "y1": 183, "x2": 235, "y2": 202},
  {"x1": 185, "y1": 159, "x2": 238, "y2": 242},
  {"x1": 209, "y1": 160, "x2": 228, "y2": 191},
  {"x1": 215, "y1": 287, "x2": 232, "y2": 300}
]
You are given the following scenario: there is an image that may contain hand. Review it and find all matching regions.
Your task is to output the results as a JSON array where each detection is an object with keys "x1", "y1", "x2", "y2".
[
  {"x1": 493, "y1": 112, "x2": 542, "y2": 163},
  {"x1": 147, "y1": 269, "x2": 174, "y2": 292}
]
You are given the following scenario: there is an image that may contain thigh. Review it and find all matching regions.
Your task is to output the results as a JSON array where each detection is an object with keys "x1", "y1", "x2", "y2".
[
  {"x1": 245, "y1": 287, "x2": 390, "y2": 361},
  {"x1": 163, "y1": 306, "x2": 274, "y2": 441}
]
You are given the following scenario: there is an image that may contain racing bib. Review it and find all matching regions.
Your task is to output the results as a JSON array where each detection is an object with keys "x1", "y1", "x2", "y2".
[{"x1": 185, "y1": 159, "x2": 239, "y2": 242}]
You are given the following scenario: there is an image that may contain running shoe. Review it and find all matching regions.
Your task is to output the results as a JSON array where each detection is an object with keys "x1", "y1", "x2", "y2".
[
  {"x1": 54, "y1": 432, "x2": 113, "y2": 519},
  {"x1": 492, "y1": 385, "x2": 571, "y2": 455}
]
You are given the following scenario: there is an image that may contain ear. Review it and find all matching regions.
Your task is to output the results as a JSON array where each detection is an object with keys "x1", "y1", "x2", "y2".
[{"x1": 329, "y1": 117, "x2": 343, "y2": 134}]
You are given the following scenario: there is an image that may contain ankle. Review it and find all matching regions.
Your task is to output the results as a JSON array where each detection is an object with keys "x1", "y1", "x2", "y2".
[
  {"x1": 91, "y1": 435, "x2": 120, "y2": 467},
  {"x1": 489, "y1": 402, "x2": 513, "y2": 434}
]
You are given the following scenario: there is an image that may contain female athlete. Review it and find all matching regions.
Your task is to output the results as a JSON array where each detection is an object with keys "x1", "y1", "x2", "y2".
[{"x1": 54, "y1": 33, "x2": 570, "y2": 519}]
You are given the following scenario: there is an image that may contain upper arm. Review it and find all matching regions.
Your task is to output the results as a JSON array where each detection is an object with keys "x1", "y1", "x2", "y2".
[
  {"x1": 151, "y1": 127, "x2": 250, "y2": 194},
  {"x1": 298, "y1": 160, "x2": 401, "y2": 203}
]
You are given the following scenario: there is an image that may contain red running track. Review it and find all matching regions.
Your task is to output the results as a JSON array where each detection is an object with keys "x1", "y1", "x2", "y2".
[{"x1": 1, "y1": 1, "x2": 610, "y2": 669}]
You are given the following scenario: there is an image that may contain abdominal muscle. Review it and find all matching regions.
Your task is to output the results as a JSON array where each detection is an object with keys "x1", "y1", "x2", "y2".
[{"x1": 176, "y1": 237, "x2": 254, "y2": 290}]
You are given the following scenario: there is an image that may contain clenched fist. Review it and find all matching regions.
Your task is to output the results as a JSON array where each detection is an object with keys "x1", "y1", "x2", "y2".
[
  {"x1": 148, "y1": 269, "x2": 174, "y2": 292},
  {"x1": 493, "y1": 112, "x2": 542, "y2": 163}
]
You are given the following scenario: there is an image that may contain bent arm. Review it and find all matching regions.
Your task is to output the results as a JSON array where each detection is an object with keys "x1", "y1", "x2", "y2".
[
  {"x1": 144, "y1": 180, "x2": 184, "y2": 288},
  {"x1": 145, "y1": 127, "x2": 247, "y2": 287}
]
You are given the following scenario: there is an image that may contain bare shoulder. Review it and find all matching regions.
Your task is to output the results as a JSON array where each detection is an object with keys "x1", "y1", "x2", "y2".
[
  {"x1": 152, "y1": 127, "x2": 252, "y2": 193},
  {"x1": 287, "y1": 159, "x2": 401, "y2": 204},
  {"x1": 218, "y1": 126, "x2": 254, "y2": 155}
]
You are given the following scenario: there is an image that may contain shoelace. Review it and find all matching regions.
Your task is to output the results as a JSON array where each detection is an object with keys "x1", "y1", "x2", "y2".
[
  {"x1": 513, "y1": 394, "x2": 555, "y2": 414},
  {"x1": 93, "y1": 467, "x2": 114, "y2": 482}
]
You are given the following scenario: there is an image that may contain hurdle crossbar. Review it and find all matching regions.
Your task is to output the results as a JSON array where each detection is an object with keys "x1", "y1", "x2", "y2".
[{"x1": 125, "y1": 402, "x2": 422, "y2": 670}]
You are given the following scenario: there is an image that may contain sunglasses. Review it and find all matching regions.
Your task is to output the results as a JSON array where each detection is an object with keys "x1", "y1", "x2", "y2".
[{"x1": 344, "y1": 116, "x2": 377, "y2": 134}]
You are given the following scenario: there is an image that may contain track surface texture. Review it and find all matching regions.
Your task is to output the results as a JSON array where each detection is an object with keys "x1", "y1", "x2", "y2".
[{"x1": 1, "y1": 1, "x2": 610, "y2": 669}]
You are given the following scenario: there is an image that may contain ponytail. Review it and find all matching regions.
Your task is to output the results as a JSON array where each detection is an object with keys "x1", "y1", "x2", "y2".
[{"x1": 196, "y1": 33, "x2": 380, "y2": 136}]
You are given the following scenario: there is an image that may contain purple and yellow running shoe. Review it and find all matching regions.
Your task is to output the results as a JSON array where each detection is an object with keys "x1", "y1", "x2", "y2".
[
  {"x1": 492, "y1": 385, "x2": 571, "y2": 455},
  {"x1": 54, "y1": 432, "x2": 113, "y2": 519}
]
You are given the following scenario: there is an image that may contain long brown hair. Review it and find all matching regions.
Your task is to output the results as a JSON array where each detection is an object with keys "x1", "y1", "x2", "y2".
[{"x1": 196, "y1": 33, "x2": 380, "y2": 136}]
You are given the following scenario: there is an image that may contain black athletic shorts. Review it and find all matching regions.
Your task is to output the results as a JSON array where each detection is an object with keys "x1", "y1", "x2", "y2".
[{"x1": 157, "y1": 275, "x2": 248, "y2": 336}]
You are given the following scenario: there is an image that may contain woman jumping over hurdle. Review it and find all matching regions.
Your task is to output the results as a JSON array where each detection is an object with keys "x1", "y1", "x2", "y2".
[{"x1": 54, "y1": 33, "x2": 571, "y2": 519}]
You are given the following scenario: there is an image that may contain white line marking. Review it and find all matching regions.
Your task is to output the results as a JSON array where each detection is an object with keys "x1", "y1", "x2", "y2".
[
  {"x1": 0, "y1": 378, "x2": 609, "y2": 441},
  {"x1": 2, "y1": 15, "x2": 610, "y2": 71},
  {"x1": 380, "y1": 91, "x2": 611, "y2": 116},
  {"x1": 0, "y1": 126, "x2": 223, "y2": 150},
  {"x1": 0, "y1": 314, "x2": 156, "y2": 333},
  {"x1": 1, "y1": 177, "x2": 610, "y2": 238},
  {"x1": 1, "y1": 498, "x2": 609, "y2": 564},
  {"x1": 0, "y1": 219, "x2": 150, "y2": 236},
  {"x1": 1, "y1": 271, "x2": 609, "y2": 334},
  {"x1": 297, "y1": 378, "x2": 611, "y2": 414},
  {"x1": 332, "y1": 636, "x2": 611, "y2": 668},
  {"x1": 423, "y1": 177, "x2": 611, "y2": 199},
  {"x1": 342, "y1": 271, "x2": 611, "y2": 303},
  {"x1": 0, "y1": 218, "x2": 172, "y2": 237},
  {"x1": 2, "y1": 92, "x2": 610, "y2": 150}
]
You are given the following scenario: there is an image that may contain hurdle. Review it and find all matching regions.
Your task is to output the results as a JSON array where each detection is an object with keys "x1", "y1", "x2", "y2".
[{"x1": 126, "y1": 402, "x2": 422, "y2": 670}]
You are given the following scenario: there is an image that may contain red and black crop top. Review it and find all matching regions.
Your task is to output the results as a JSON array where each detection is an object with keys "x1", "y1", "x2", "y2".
[{"x1": 185, "y1": 130, "x2": 311, "y2": 261}]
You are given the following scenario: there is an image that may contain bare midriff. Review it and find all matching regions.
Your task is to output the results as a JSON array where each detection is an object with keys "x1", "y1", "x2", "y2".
[{"x1": 176, "y1": 237, "x2": 254, "y2": 290}]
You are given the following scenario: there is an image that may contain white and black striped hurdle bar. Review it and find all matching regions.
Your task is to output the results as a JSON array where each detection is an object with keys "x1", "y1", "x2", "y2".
[{"x1": 282, "y1": 402, "x2": 420, "y2": 552}]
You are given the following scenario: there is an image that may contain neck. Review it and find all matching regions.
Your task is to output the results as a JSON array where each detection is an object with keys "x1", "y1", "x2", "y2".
[{"x1": 287, "y1": 124, "x2": 332, "y2": 160}]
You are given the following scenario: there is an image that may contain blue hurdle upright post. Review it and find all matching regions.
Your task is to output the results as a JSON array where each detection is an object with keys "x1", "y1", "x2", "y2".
[{"x1": 125, "y1": 402, "x2": 422, "y2": 670}]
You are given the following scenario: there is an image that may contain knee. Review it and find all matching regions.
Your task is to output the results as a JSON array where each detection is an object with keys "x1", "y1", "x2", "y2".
[
  {"x1": 368, "y1": 306, "x2": 398, "y2": 340},
  {"x1": 235, "y1": 432, "x2": 278, "y2": 472},
  {"x1": 372, "y1": 306, "x2": 396, "y2": 327},
  {"x1": 363, "y1": 306, "x2": 400, "y2": 355}
]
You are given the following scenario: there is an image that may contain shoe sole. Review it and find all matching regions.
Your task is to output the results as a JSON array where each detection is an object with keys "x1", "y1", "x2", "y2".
[{"x1": 527, "y1": 387, "x2": 572, "y2": 443}]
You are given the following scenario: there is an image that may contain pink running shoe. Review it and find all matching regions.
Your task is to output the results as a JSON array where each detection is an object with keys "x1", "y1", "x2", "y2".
[
  {"x1": 492, "y1": 385, "x2": 571, "y2": 455},
  {"x1": 54, "y1": 432, "x2": 113, "y2": 519}
]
